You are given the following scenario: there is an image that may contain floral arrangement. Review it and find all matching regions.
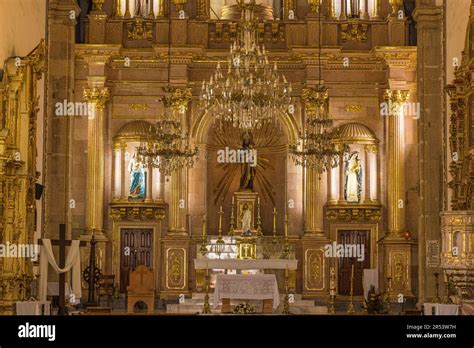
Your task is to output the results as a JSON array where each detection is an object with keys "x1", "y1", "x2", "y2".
[
  {"x1": 361, "y1": 285, "x2": 390, "y2": 314},
  {"x1": 233, "y1": 302, "x2": 257, "y2": 314}
]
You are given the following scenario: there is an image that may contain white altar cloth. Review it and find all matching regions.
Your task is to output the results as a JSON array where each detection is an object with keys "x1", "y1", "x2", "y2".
[
  {"x1": 16, "y1": 301, "x2": 51, "y2": 315},
  {"x1": 47, "y1": 282, "x2": 72, "y2": 297},
  {"x1": 424, "y1": 303, "x2": 459, "y2": 315},
  {"x1": 194, "y1": 258, "x2": 297, "y2": 270},
  {"x1": 213, "y1": 274, "x2": 280, "y2": 309}
]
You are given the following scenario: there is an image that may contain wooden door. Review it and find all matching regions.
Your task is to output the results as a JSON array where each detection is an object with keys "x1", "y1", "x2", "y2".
[
  {"x1": 337, "y1": 230, "x2": 370, "y2": 296},
  {"x1": 120, "y1": 228, "x2": 153, "y2": 292}
]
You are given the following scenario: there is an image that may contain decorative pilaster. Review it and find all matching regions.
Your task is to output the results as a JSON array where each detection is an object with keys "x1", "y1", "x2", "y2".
[
  {"x1": 413, "y1": 3, "x2": 444, "y2": 303},
  {"x1": 83, "y1": 81, "x2": 110, "y2": 237}
]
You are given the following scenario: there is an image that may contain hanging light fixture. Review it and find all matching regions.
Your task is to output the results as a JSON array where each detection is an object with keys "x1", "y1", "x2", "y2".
[
  {"x1": 199, "y1": 0, "x2": 292, "y2": 130},
  {"x1": 289, "y1": 4, "x2": 347, "y2": 173},
  {"x1": 137, "y1": 0, "x2": 198, "y2": 176}
]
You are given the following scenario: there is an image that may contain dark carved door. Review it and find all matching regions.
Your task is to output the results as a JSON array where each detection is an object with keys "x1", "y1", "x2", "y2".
[
  {"x1": 337, "y1": 230, "x2": 370, "y2": 296},
  {"x1": 120, "y1": 228, "x2": 153, "y2": 292}
]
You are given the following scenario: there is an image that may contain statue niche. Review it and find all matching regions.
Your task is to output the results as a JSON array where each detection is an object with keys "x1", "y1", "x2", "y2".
[{"x1": 344, "y1": 152, "x2": 363, "y2": 203}]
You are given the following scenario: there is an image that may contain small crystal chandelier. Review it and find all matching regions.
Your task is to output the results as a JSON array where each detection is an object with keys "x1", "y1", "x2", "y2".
[
  {"x1": 199, "y1": 0, "x2": 292, "y2": 130},
  {"x1": 137, "y1": 87, "x2": 198, "y2": 176},
  {"x1": 289, "y1": 9, "x2": 347, "y2": 173},
  {"x1": 136, "y1": 10, "x2": 198, "y2": 176},
  {"x1": 289, "y1": 86, "x2": 347, "y2": 173}
]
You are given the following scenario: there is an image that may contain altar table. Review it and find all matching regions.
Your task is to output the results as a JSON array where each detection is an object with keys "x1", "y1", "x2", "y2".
[
  {"x1": 213, "y1": 274, "x2": 280, "y2": 313},
  {"x1": 194, "y1": 258, "x2": 297, "y2": 292},
  {"x1": 16, "y1": 301, "x2": 51, "y2": 315}
]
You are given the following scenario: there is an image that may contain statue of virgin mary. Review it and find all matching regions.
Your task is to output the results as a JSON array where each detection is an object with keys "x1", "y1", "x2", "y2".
[
  {"x1": 128, "y1": 152, "x2": 146, "y2": 199},
  {"x1": 344, "y1": 152, "x2": 362, "y2": 203}
]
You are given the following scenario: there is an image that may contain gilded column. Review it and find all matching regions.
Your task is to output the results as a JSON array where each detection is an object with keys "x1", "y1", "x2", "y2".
[
  {"x1": 362, "y1": 0, "x2": 369, "y2": 19},
  {"x1": 338, "y1": 153, "x2": 346, "y2": 203},
  {"x1": 381, "y1": 89, "x2": 415, "y2": 297},
  {"x1": 284, "y1": 0, "x2": 298, "y2": 20},
  {"x1": 385, "y1": 89, "x2": 409, "y2": 237},
  {"x1": 112, "y1": 144, "x2": 119, "y2": 201},
  {"x1": 372, "y1": 0, "x2": 381, "y2": 19},
  {"x1": 158, "y1": 0, "x2": 168, "y2": 17},
  {"x1": 339, "y1": 0, "x2": 347, "y2": 20},
  {"x1": 149, "y1": 0, "x2": 155, "y2": 18},
  {"x1": 120, "y1": 143, "x2": 126, "y2": 200},
  {"x1": 363, "y1": 145, "x2": 372, "y2": 203},
  {"x1": 145, "y1": 160, "x2": 154, "y2": 202},
  {"x1": 304, "y1": 168, "x2": 324, "y2": 234},
  {"x1": 115, "y1": 0, "x2": 122, "y2": 17},
  {"x1": 327, "y1": 0, "x2": 336, "y2": 19},
  {"x1": 196, "y1": 0, "x2": 210, "y2": 20},
  {"x1": 83, "y1": 80, "x2": 110, "y2": 237},
  {"x1": 327, "y1": 165, "x2": 333, "y2": 203}
]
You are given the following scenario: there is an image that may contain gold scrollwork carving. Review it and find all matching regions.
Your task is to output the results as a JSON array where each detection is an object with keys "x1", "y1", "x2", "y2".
[
  {"x1": 126, "y1": 18, "x2": 154, "y2": 41},
  {"x1": 129, "y1": 103, "x2": 149, "y2": 111},
  {"x1": 166, "y1": 248, "x2": 186, "y2": 289},
  {"x1": 326, "y1": 205, "x2": 382, "y2": 222},
  {"x1": 344, "y1": 104, "x2": 363, "y2": 112},
  {"x1": 340, "y1": 23, "x2": 368, "y2": 43},
  {"x1": 109, "y1": 204, "x2": 166, "y2": 221}
]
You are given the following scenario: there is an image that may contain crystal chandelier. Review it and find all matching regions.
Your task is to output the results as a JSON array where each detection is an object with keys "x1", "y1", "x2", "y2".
[
  {"x1": 289, "y1": 10, "x2": 347, "y2": 173},
  {"x1": 137, "y1": 87, "x2": 198, "y2": 176},
  {"x1": 199, "y1": 0, "x2": 292, "y2": 130},
  {"x1": 289, "y1": 86, "x2": 347, "y2": 173},
  {"x1": 136, "y1": 9, "x2": 198, "y2": 176}
]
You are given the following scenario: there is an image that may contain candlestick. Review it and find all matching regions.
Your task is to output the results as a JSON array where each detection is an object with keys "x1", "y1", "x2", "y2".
[
  {"x1": 347, "y1": 264, "x2": 355, "y2": 314},
  {"x1": 272, "y1": 207, "x2": 277, "y2": 243},
  {"x1": 256, "y1": 198, "x2": 262, "y2": 236},
  {"x1": 202, "y1": 214, "x2": 206, "y2": 238},
  {"x1": 218, "y1": 205, "x2": 223, "y2": 238},
  {"x1": 199, "y1": 214, "x2": 208, "y2": 256},
  {"x1": 284, "y1": 214, "x2": 289, "y2": 238},
  {"x1": 229, "y1": 198, "x2": 235, "y2": 236}
]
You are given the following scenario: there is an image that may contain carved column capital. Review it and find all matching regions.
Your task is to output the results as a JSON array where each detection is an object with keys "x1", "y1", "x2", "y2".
[{"x1": 83, "y1": 86, "x2": 110, "y2": 111}]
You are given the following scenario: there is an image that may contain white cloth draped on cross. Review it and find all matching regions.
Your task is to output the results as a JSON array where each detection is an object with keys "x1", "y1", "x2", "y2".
[{"x1": 38, "y1": 239, "x2": 82, "y2": 301}]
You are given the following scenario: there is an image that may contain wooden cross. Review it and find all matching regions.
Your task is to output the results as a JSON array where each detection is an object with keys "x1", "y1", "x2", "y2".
[{"x1": 38, "y1": 224, "x2": 87, "y2": 315}]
